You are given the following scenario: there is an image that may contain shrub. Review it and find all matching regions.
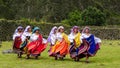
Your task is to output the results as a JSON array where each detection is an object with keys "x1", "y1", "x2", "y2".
[
  {"x1": 62, "y1": 10, "x2": 84, "y2": 26},
  {"x1": 81, "y1": 6, "x2": 106, "y2": 26},
  {"x1": 62, "y1": 7, "x2": 107, "y2": 26}
]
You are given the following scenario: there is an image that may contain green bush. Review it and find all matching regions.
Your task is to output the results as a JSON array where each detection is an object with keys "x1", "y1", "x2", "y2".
[
  {"x1": 62, "y1": 7, "x2": 107, "y2": 26},
  {"x1": 62, "y1": 10, "x2": 84, "y2": 26},
  {"x1": 81, "y1": 6, "x2": 106, "y2": 26},
  {"x1": 67, "y1": 10, "x2": 84, "y2": 26}
]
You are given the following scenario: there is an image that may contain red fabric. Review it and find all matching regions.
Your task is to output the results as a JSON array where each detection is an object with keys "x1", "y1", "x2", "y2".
[
  {"x1": 27, "y1": 34, "x2": 47, "y2": 55},
  {"x1": 13, "y1": 36, "x2": 22, "y2": 49}
]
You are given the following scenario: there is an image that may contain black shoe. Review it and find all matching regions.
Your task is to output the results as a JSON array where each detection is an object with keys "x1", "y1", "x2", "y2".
[
  {"x1": 17, "y1": 53, "x2": 21, "y2": 58},
  {"x1": 26, "y1": 55, "x2": 30, "y2": 59},
  {"x1": 74, "y1": 58, "x2": 77, "y2": 61},
  {"x1": 59, "y1": 57, "x2": 64, "y2": 60},
  {"x1": 35, "y1": 56, "x2": 38, "y2": 59},
  {"x1": 76, "y1": 57, "x2": 79, "y2": 61},
  {"x1": 55, "y1": 56, "x2": 58, "y2": 60},
  {"x1": 74, "y1": 57, "x2": 79, "y2": 62},
  {"x1": 17, "y1": 53, "x2": 20, "y2": 58},
  {"x1": 85, "y1": 61, "x2": 90, "y2": 63}
]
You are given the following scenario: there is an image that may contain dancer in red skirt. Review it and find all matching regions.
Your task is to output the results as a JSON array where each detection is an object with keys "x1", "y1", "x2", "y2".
[{"x1": 26, "y1": 27, "x2": 47, "y2": 59}]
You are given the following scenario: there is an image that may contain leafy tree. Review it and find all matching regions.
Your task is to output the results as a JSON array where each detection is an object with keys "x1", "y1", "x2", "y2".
[
  {"x1": 0, "y1": 0, "x2": 119, "y2": 24},
  {"x1": 0, "y1": 0, "x2": 15, "y2": 19}
]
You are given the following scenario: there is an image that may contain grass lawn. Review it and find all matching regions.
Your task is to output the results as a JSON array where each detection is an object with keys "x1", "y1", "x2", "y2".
[{"x1": 0, "y1": 40, "x2": 120, "y2": 68}]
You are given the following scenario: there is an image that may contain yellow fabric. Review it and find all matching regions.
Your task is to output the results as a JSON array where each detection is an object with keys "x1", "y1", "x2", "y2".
[
  {"x1": 74, "y1": 32, "x2": 81, "y2": 48},
  {"x1": 62, "y1": 33, "x2": 70, "y2": 46},
  {"x1": 24, "y1": 46, "x2": 28, "y2": 54},
  {"x1": 51, "y1": 41, "x2": 60, "y2": 52}
]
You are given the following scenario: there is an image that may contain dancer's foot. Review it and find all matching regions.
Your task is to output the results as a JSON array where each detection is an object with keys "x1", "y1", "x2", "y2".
[
  {"x1": 26, "y1": 55, "x2": 30, "y2": 59},
  {"x1": 17, "y1": 52, "x2": 22, "y2": 58},
  {"x1": 35, "y1": 56, "x2": 38, "y2": 59},
  {"x1": 74, "y1": 58, "x2": 77, "y2": 61},
  {"x1": 76, "y1": 57, "x2": 79, "y2": 62},
  {"x1": 55, "y1": 56, "x2": 58, "y2": 60},
  {"x1": 85, "y1": 60, "x2": 90, "y2": 63},
  {"x1": 59, "y1": 57, "x2": 64, "y2": 60}
]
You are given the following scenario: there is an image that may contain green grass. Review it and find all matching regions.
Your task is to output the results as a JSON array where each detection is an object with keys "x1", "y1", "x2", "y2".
[{"x1": 0, "y1": 40, "x2": 120, "y2": 68}]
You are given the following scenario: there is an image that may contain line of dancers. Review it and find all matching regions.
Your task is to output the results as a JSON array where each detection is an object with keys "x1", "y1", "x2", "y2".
[{"x1": 12, "y1": 25, "x2": 101, "y2": 62}]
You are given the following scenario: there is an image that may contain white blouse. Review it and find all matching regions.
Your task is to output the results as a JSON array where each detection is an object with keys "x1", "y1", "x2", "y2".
[
  {"x1": 50, "y1": 34, "x2": 57, "y2": 45},
  {"x1": 56, "y1": 32, "x2": 63, "y2": 42},
  {"x1": 30, "y1": 34, "x2": 39, "y2": 41},
  {"x1": 13, "y1": 33, "x2": 22, "y2": 40},
  {"x1": 68, "y1": 33, "x2": 83, "y2": 43},
  {"x1": 42, "y1": 38, "x2": 47, "y2": 44},
  {"x1": 81, "y1": 33, "x2": 101, "y2": 44},
  {"x1": 30, "y1": 33, "x2": 47, "y2": 44},
  {"x1": 21, "y1": 32, "x2": 32, "y2": 42}
]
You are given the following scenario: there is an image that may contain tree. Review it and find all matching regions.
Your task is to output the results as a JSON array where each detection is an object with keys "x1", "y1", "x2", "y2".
[{"x1": 0, "y1": 0, "x2": 15, "y2": 19}]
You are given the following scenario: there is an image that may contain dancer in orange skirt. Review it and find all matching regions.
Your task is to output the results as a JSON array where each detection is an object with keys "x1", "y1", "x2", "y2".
[{"x1": 49, "y1": 26, "x2": 70, "y2": 60}]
